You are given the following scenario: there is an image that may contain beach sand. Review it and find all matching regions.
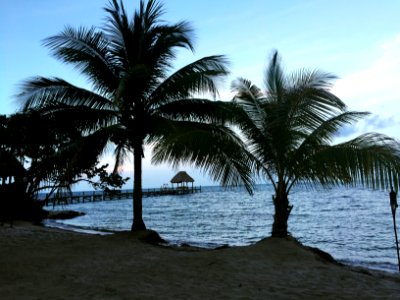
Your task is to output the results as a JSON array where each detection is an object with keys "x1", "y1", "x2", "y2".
[{"x1": 1, "y1": 222, "x2": 399, "y2": 299}]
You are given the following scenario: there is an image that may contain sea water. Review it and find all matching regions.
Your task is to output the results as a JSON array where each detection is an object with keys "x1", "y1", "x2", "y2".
[{"x1": 45, "y1": 185, "x2": 400, "y2": 273}]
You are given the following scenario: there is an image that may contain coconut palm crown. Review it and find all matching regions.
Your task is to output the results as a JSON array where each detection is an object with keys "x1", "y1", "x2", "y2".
[
  {"x1": 232, "y1": 50, "x2": 400, "y2": 237},
  {"x1": 19, "y1": 0, "x2": 253, "y2": 231}
]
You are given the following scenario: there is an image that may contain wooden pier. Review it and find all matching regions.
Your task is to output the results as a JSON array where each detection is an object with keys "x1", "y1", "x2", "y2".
[{"x1": 43, "y1": 186, "x2": 201, "y2": 207}]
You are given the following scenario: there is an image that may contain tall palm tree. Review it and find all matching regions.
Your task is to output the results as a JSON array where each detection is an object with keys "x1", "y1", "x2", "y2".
[
  {"x1": 20, "y1": 0, "x2": 253, "y2": 231},
  {"x1": 232, "y1": 50, "x2": 400, "y2": 237}
]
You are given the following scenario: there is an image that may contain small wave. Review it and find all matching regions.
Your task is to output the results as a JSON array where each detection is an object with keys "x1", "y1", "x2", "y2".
[
  {"x1": 44, "y1": 219, "x2": 113, "y2": 236},
  {"x1": 339, "y1": 259, "x2": 398, "y2": 273},
  {"x1": 48, "y1": 185, "x2": 398, "y2": 274}
]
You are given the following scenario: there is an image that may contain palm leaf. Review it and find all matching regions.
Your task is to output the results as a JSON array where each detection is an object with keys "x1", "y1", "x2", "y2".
[
  {"x1": 151, "y1": 120, "x2": 255, "y2": 193},
  {"x1": 149, "y1": 55, "x2": 230, "y2": 108},
  {"x1": 292, "y1": 133, "x2": 400, "y2": 191},
  {"x1": 43, "y1": 26, "x2": 119, "y2": 95},
  {"x1": 19, "y1": 77, "x2": 114, "y2": 110}
]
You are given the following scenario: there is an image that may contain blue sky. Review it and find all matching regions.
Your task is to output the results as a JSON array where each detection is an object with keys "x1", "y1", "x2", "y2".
[{"x1": 1, "y1": 0, "x2": 400, "y2": 189}]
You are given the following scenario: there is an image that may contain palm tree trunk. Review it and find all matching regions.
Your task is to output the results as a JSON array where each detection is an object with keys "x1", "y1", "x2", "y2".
[
  {"x1": 131, "y1": 142, "x2": 146, "y2": 231},
  {"x1": 271, "y1": 182, "x2": 293, "y2": 237}
]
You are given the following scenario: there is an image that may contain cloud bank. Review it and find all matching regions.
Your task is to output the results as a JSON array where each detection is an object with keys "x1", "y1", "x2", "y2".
[{"x1": 332, "y1": 34, "x2": 400, "y2": 138}]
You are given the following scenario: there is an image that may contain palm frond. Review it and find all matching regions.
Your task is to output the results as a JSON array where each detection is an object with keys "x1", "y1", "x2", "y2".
[
  {"x1": 141, "y1": 0, "x2": 164, "y2": 27},
  {"x1": 151, "y1": 120, "x2": 255, "y2": 193},
  {"x1": 19, "y1": 77, "x2": 114, "y2": 111},
  {"x1": 142, "y1": 21, "x2": 194, "y2": 82},
  {"x1": 285, "y1": 112, "x2": 370, "y2": 188},
  {"x1": 290, "y1": 69, "x2": 338, "y2": 91},
  {"x1": 113, "y1": 143, "x2": 130, "y2": 174},
  {"x1": 43, "y1": 26, "x2": 119, "y2": 95},
  {"x1": 231, "y1": 77, "x2": 263, "y2": 102},
  {"x1": 31, "y1": 128, "x2": 112, "y2": 187},
  {"x1": 298, "y1": 111, "x2": 369, "y2": 149},
  {"x1": 104, "y1": 0, "x2": 130, "y2": 59},
  {"x1": 156, "y1": 99, "x2": 244, "y2": 126},
  {"x1": 264, "y1": 50, "x2": 286, "y2": 100},
  {"x1": 284, "y1": 87, "x2": 346, "y2": 132},
  {"x1": 41, "y1": 106, "x2": 118, "y2": 136},
  {"x1": 297, "y1": 133, "x2": 400, "y2": 190},
  {"x1": 150, "y1": 20, "x2": 195, "y2": 54},
  {"x1": 231, "y1": 78, "x2": 267, "y2": 134},
  {"x1": 233, "y1": 50, "x2": 400, "y2": 196},
  {"x1": 149, "y1": 55, "x2": 230, "y2": 108}
]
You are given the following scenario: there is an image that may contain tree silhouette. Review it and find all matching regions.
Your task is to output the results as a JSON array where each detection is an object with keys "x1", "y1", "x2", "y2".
[
  {"x1": 20, "y1": 0, "x2": 252, "y2": 230},
  {"x1": 232, "y1": 51, "x2": 400, "y2": 237}
]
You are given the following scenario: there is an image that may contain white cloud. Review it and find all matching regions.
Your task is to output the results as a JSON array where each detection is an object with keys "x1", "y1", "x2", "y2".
[
  {"x1": 332, "y1": 34, "x2": 400, "y2": 119},
  {"x1": 330, "y1": 34, "x2": 400, "y2": 140}
]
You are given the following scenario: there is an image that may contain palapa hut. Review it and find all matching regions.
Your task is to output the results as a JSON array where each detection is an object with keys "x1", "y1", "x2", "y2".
[{"x1": 170, "y1": 171, "x2": 194, "y2": 191}]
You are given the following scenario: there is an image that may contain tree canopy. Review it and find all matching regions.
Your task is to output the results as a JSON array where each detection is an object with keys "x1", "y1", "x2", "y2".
[
  {"x1": 231, "y1": 50, "x2": 400, "y2": 236},
  {"x1": 19, "y1": 0, "x2": 253, "y2": 230}
]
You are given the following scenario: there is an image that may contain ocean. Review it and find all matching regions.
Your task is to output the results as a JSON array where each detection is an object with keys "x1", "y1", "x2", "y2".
[{"x1": 45, "y1": 184, "x2": 400, "y2": 273}]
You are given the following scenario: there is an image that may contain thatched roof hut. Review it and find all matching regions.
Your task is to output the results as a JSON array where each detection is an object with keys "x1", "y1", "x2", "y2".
[
  {"x1": 170, "y1": 171, "x2": 194, "y2": 184},
  {"x1": 170, "y1": 171, "x2": 195, "y2": 191}
]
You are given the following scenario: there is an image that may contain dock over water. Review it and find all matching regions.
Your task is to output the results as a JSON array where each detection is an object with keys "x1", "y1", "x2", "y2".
[{"x1": 43, "y1": 186, "x2": 201, "y2": 207}]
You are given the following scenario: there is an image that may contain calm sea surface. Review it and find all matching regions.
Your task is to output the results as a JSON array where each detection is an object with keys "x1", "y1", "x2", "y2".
[{"x1": 45, "y1": 185, "x2": 400, "y2": 273}]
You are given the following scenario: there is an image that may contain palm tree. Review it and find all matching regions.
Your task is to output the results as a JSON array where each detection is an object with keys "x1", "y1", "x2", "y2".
[
  {"x1": 232, "y1": 50, "x2": 400, "y2": 237},
  {"x1": 20, "y1": 0, "x2": 253, "y2": 231}
]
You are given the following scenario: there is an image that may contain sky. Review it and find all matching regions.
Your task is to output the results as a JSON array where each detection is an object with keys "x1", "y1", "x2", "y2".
[{"x1": 1, "y1": 0, "x2": 400, "y2": 189}]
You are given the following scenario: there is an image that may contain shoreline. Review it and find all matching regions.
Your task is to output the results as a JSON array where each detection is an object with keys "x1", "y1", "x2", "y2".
[
  {"x1": 1, "y1": 222, "x2": 399, "y2": 299},
  {"x1": 44, "y1": 212, "x2": 400, "y2": 274},
  {"x1": 44, "y1": 218, "x2": 114, "y2": 236},
  {"x1": 41, "y1": 186, "x2": 400, "y2": 275}
]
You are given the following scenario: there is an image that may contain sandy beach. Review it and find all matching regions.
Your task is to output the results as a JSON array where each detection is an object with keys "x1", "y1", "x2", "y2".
[{"x1": 0, "y1": 222, "x2": 399, "y2": 300}]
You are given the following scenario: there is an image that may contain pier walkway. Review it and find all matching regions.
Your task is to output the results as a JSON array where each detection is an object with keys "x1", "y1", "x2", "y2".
[{"x1": 43, "y1": 186, "x2": 201, "y2": 207}]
